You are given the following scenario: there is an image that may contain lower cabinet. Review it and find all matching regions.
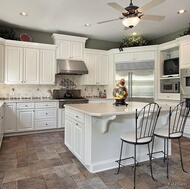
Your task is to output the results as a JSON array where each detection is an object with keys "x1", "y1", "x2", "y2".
[
  {"x1": 35, "y1": 102, "x2": 58, "y2": 130},
  {"x1": 0, "y1": 104, "x2": 4, "y2": 148},
  {"x1": 4, "y1": 103, "x2": 17, "y2": 133},
  {"x1": 17, "y1": 108, "x2": 35, "y2": 132},
  {"x1": 65, "y1": 109, "x2": 84, "y2": 162},
  {"x1": 58, "y1": 109, "x2": 65, "y2": 128},
  {"x1": 4, "y1": 101, "x2": 58, "y2": 134}
]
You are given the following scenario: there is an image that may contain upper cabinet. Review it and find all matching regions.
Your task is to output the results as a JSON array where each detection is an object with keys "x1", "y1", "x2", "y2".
[
  {"x1": 82, "y1": 49, "x2": 109, "y2": 85},
  {"x1": 0, "y1": 38, "x2": 5, "y2": 83},
  {"x1": 4, "y1": 40, "x2": 56, "y2": 85},
  {"x1": 179, "y1": 35, "x2": 190, "y2": 69},
  {"x1": 52, "y1": 34, "x2": 88, "y2": 60},
  {"x1": 115, "y1": 50, "x2": 155, "y2": 62}
]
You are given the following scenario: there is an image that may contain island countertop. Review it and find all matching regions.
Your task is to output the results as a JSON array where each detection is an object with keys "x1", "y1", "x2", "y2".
[{"x1": 65, "y1": 102, "x2": 171, "y2": 116}]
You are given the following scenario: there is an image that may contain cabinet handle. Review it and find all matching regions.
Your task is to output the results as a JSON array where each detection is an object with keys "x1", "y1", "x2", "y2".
[
  {"x1": 46, "y1": 123, "x2": 48, "y2": 126},
  {"x1": 46, "y1": 105, "x2": 48, "y2": 106},
  {"x1": 46, "y1": 113, "x2": 48, "y2": 115},
  {"x1": 76, "y1": 115, "x2": 78, "y2": 118},
  {"x1": 25, "y1": 105, "x2": 28, "y2": 107},
  {"x1": 76, "y1": 123, "x2": 78, "y2": 125}
]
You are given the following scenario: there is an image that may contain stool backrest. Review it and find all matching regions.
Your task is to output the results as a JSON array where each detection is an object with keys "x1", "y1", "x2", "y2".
[
  {"x1": 136, "y1": 102, "x2": 161, "y2": 142},
  {"x1": 169, "y1": 101, "x2": 190, "y2": 137}
]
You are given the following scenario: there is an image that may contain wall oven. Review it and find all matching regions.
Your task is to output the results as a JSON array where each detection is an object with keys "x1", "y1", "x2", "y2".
[{"x1": 180, "y1": 68, "x2": 190, "y2": 95}]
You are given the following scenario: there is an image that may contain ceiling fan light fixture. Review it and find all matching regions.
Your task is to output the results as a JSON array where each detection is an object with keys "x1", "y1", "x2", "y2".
[{"x1": 122, "y1": 17, "x2": 140, "y2": 28}]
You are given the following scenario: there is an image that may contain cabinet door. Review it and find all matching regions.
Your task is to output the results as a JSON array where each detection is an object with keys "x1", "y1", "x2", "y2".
[
  {"x1": 135, "y1": 51, "x2": 155, "y2": 61},
  {"x1": 40, "y1": 49, "x2": 56, "y2": 84},
  {"x1": 0, "y1": 44, "x2": 4, "y2": 83},
  {"x1": 73, "y1": 121, "x2": 84, "y2": 162},
  {"x1": 58, "y1": 109, "x2": 65, "y2": 128},
  {"x1": 70, "y1": 42, "x2": 83, "y2": 60},
  {"x1": 65, "y1": 116, "x2": 73, "y2": 150},
  {"x1": 84, "y1": 53, "x2": 96, "y2": 85},
  {"x1": 57, "y1": 41, "x2": 70, "y2": 59},
  {"x1": 17, "y1": 109, "x2": 34, "y2": 131},
  {"x1": 180, "y1": 42, "x2": 190, "y2": 69},
  {"x1": 115, "y1": 53, "x2": 134, "y2": 62},
  {"x1": 97, "y1": 55, "x2": 108, "y2": 85},
  {"x1": 0, "y1": 106, "x2": 4, "y2": 148},
  {"x1": 5, "y1": 46, "x2": 23, "y2": 84},
  {"x1": 24, "y1": 48, "x2": 40, "y2": 84},
  {"x1": 4, "y1": 103, "x2": 17, "y2": 133}
]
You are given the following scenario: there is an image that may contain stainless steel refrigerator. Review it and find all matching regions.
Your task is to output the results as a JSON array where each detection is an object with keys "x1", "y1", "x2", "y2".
[{"x1": 115, "y1": 61, "x2": 154, "y2": 102}]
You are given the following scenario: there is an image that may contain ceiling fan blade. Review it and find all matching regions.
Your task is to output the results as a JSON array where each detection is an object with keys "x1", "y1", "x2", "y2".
[
  {"x1": 107, "y1": 2, "x2": 128, "y2": 13},
  {"x1": 97, "y1": 18, "x2": 120, "y2": 24},
  {"x1": 139, "y1": 0, "x2": 166, "y2": 12},
  {"x1": 141, "y1": 14, "x2": 165, "y2": 21}
]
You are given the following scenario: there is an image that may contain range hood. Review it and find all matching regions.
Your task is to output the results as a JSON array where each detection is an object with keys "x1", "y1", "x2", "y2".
[{"x1": 56, "y1": 59, "x2": 88, "y2": 75}]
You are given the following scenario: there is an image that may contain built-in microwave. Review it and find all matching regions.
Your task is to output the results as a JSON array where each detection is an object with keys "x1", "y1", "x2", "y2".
[{"x1": 161, "y1": 81, "x2": 180, "y2": 93}]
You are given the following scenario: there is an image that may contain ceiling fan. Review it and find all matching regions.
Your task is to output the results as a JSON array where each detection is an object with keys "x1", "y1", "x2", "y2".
[{"x1": 97, "y1": 0, "x2": 166, "y2": 29}]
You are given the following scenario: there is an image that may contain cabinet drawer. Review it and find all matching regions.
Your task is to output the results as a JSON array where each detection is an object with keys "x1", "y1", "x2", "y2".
[
  {"x1": 35, "y1": 102, "x2": 58, "y2": 108},
  {"x1": 17, "y1": 103, "x2": 34, "y2": 109},
  {"x1": 35, "y1": 118, "x2": 57, "y2": 130},
  {"x1": 65, "y1": 109, "x2": 84, "y2": 124},
  {"x1": 35, "y1": 108, "x2": 57, "y2": 119}
]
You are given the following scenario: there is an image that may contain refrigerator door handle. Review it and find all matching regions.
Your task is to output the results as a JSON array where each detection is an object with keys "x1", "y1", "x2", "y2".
[{"x1": 128, "y1": 72, "x2": 132, "y2": 102}]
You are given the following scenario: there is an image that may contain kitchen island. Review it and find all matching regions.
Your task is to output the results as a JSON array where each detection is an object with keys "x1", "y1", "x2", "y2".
[{"x1": 65, "y1": 102, "x2": 170, "y2": 173}]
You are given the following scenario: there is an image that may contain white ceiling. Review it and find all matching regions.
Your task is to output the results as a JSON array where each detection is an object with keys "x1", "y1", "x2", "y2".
[{"x1": 0, "y1": 0, "x2": 190, "y2": 42}]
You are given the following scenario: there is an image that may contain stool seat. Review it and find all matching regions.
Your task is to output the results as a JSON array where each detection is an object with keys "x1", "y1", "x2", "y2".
[
  {"x1": 120, "y1": 132, "x2": 152, "y2": 144},
  {"x1": 154, "y1": 128, "x2": 182, "y2": 138}
]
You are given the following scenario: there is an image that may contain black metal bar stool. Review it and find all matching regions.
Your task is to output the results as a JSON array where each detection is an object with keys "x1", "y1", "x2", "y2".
[
  {"x1": 115, "y1": 102, "x2": 161, "y2": 189},
  {"x1": 152, "y1": 101, "x2": 190, "y2": 179}
]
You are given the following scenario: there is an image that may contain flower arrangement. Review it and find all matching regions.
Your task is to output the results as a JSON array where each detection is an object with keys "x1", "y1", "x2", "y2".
[
  {"x1": 113, "y1": 79, "x2": 128, "y2": 99},
  {"x1": 119, "y1": 34, "x2": 149, "y2": 51}
]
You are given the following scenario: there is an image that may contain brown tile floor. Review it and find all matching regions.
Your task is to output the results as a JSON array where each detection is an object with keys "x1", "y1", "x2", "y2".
[{"x1": 0, "y1": 132, "x2": 190, "y2": 189}]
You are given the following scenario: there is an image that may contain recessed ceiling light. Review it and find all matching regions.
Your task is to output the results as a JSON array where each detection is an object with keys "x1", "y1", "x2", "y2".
[
  {"x1": 132, "y1": 32, "x2": 137, "y2": 35},
  {"x1": 84, "y1": 23, "x2": 91, "y2": 27},
  {"x1": 177, "y1": 9, "x2": 186, "y2": 14},
  {"x1": 20, "y1": 12, "x2": 28, "y2": 16}
]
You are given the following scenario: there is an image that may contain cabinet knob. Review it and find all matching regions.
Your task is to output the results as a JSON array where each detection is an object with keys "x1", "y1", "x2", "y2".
[
  {"x1": 76, "y1": 115, "x2": 78, "y2": 118},
  {"x1": 25, "y1": 105, "x2": 28, "y2": 107},
  {"x1": 46, "y1": 113, "x2": 48, "y2": 115},
  {"x1": 46, "y1": 123, "x2": 48, "y2": 126}
]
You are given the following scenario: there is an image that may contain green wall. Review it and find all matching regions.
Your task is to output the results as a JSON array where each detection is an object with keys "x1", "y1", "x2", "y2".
[
  {"x1": 151, "y1": 28, "x2": 187, "y2": 44},
  {"x1": 1, "y1": 26, "x2": 120, "y2": 50}
]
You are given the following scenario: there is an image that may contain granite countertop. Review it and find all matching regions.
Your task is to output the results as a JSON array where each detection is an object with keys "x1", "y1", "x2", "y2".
[
  {"x1": 0, "y1": 98, "x2": 59, "y2": 103},
  {"x1": 65, "y1": 102, "x2": 147, "y2": 116},
  {"x1": 65, "y1": 102, "x2": 174, "y2": 117}
]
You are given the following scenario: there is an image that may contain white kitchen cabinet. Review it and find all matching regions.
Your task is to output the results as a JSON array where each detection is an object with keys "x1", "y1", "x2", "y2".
[
  {"x1": 83, "y1": 49, "x2": 109, "y2": 85},
  {"x1": 24, "y1": 48, "x2": 40, "y2": 84},
  {"x1": 4, "y1": 103, "x2": 17, "y2": 133},
  {"x1": 0, "y1": 104, "x2": 4, "y2": 148},
  {"x1": 5, "y1": 46, "x2": 39, "y2": 84},
  {"x1": 35, "y1": 102, "x2": 58, "y2": 130},
  {"x1": 180, "y1": 41, "x2": 190, "y2": 69},
  {"x1": 5, "y1": 40, "x2": 56, "y2": 85},
  {"x1": 52, "y1": 34, "x2": 87, "y2": 60},
  {"x1": 0, "y1": 38, "x2": 5, "y2": 83},
  {"x1": 5, "y1": 46, "x2": 23, "y2": 84},
  {"x1": 156, "y1": 40, "x2": 180, "y2": 101},
  {"x1": 58, "y1": 109, "x2": 65, "y2": 128},
  {"x1": 65, "y1": 108, "x2": 84, "y2": 162},
  {"x1": 16, "y1": 103, "x2": 35, "y2": 132},
  {"x1": 115, "y1": 51, "x2": 155, "y2": 62},
  {"x1": 40, "y1": 49, "x2": 56, "y2": 84}
]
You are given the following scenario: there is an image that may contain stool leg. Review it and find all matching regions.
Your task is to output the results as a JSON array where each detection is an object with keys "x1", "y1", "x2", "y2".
[
  {"x1": 148, "y1": 142, "x2": 156, "y2": 181},
  {"x1": 116, "y1": 140, "x2": 124, "y2": 174},
  {"x1": 166, "y1": 138, "x2": 169, "y2": 179},
  {"x1": 178, "y1": 138, "x2": 187, "y2": 173},
  {"x1": 164, "y1": 138, "x2": 166, "y2": 162},
  {"x1": 134, "y1": 144, "x2": 137, "y2": 189}
]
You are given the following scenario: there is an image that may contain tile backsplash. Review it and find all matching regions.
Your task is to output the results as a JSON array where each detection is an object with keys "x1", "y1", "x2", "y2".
[{"x1": 0, "y1": 75, "x2": 108, "y2": 99}]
